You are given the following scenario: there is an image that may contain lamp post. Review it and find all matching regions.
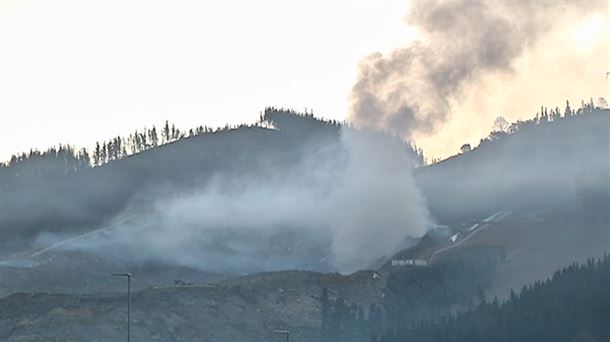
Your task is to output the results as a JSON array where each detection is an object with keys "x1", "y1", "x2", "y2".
[
  {"x1": 606, "y1": 72, "x2": 610, "y2": 107},
  {"x1": 274, "y1": 329, "x2": 290, "y2": 342},
  {"x1": 113, "y1": 272, "x2": 132, "y2": 342}
]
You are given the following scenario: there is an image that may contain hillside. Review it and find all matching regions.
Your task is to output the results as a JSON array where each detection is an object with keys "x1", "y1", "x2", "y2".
[
  {"x1": 416, "y1": 107, "x2": 610, "y2": 224},
  {"x1": 0, "y1": 110, "x2": 342, "y2": 255},
  {"x1": 2, "y1": 105, "x2": 607, "y2": 259},
  {"x1": 2, "y1": 242, "x2": 605, "y2": 342},
  {"x1": 0, "y1": 270, "x2": 386, "y2": 342},
  {"x1": 0, "y1": 244, "x2": 515, "y2": 342},
  {"x1": 379, "y1": 207, "x2": 609, "y2": 300},
  {"x1": 0, "y1": 104, "x2": 608, "y2": 341},
  {"x1": 0, "y1": 105, "x2": 608, "y2": 284},
  {"x1": 378, "y1": 255, "x2": 610, "y2": 342}
]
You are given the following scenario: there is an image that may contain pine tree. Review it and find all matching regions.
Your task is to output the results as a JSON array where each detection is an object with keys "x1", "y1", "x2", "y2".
[
  {"x1": 78, "y1": 148, "x2": 90, "y2": 168},
  {"x1": 140, "y1": 131, "x2": 148, "y2": 150},
  {"x1": 565, "y1": 100, "x2": 573, "y2": 117},
  {"x1": 94, "y1": 142, "x2": 101, "y2": 166},
  {"x1": 150, "y1": 126, "x2": 159, "y2": 147},
  {"x1": 107, "y1": 141, "x2": 114, "y2": 161},
  {"x1": 163, "y1": 120, "x2": 170, "y2": 143},
  {"x1": 171, "y1": 124, "x2": 177, "y2": 141},
  {"x1": 101, "y1": 142, "x2": 108, "y2": 164}
]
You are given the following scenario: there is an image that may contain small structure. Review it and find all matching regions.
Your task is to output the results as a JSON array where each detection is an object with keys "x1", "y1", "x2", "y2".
[
  {"x1": 174, "y1": 279, "x2": 194, "y2": 286},
  {"x1": 0, "y1": 259, "x2": 36, "y2": 268},
  {"x1": 449, "y1": 233, "x2": 459, "y2": 243},
  {"x1": 391, "y1": 259, "x2": 428, "y2": 267}
]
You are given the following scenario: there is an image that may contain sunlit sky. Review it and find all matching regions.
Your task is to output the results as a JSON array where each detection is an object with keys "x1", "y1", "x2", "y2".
[{"x1": 1, "y1": 0, "x2": 608, "y2": 162}]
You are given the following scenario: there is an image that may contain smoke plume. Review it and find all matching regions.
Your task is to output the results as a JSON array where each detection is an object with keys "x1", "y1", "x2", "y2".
[
  {"x1": 349, "y1": 0, "x2": 601, "y2": 138},
  {"x1": 330, "y1": 129, "x2": 428, "y2": 271},
  {"x1": 55, "y1": 127, "x2": 428, "y2": 274}
]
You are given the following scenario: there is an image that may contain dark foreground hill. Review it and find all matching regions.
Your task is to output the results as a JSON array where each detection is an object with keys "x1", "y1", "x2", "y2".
[
  {"x1": 0, "y1": 270, "x2": 386, "y2": 342},
  {"x1": 1, "y1": 250, "x2": 607, "y2": 342},
  {"x1": 378, "y1": 255, "x2": 610, "y2": 342}
]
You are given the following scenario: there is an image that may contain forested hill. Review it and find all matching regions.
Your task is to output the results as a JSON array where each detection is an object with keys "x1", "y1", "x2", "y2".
[
  {"x1": 1, "y1": 102, "x2": 608, "y2": 256},
  {"x1": 378, "y1": 254, "x2": 610, "y2": 342},
  {"x1": 417, "y1": 102, "x2": 610, "y2": 225},
  {"x1": 0, "y1": 108, "x2": 343, "y2": 254}
]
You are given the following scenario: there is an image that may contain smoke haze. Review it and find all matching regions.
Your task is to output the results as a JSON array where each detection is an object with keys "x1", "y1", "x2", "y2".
[
  {"x1": 58, "y1": 127, "x2": 429, "y2": 274},
  {"x1": 4, "y1": 1, "x2": 607, "y2": 278}
]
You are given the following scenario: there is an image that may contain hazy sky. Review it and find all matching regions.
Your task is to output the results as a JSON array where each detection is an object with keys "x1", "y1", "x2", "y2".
[{"x1": 0, "y1": 0, "x2": 608, "y2": 162}]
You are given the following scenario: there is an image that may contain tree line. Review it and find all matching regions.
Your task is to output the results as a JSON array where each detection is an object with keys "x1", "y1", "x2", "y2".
[
  {"x1": 482, "y1": 98, "x2": 601, "y2": 146},
  {"x1": 376, "y1": 254, "x2": 610, "y2": 342},
  {"x1": 320, "y1": 252, "x2": 609, "y2": 342},
  {"x1": 1, "y1": 100, "x2": 606, "y2": 188},
  {"x1": 1, "y1": 107, "x2": 341, "y2": 172}
]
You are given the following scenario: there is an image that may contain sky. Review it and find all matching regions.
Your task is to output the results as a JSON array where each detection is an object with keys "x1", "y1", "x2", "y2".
[{"x1": 0, "y1": 0, "x2": 608, "y2": 162}]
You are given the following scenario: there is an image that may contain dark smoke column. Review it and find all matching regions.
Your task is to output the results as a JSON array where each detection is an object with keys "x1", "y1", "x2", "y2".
[{"x1": 348, "y1": 0, "x2": 597, "y2": 139}]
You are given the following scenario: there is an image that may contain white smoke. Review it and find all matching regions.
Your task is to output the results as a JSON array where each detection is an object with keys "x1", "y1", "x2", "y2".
[
  {"x1": 330, "y1": 129, "x2": 428, "y2": 271},
  {"x1": 63, "y1": 127, "x2": 428, "y2": 273}
]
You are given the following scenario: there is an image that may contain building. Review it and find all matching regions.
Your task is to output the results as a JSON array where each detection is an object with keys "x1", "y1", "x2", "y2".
[{"x1": 391, "y1": 259, "x2": 428, "y2": 267}]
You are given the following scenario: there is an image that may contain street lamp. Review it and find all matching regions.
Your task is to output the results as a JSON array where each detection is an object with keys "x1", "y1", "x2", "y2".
[
  {"x1": 113, "y1": 272, "x2": 132, "y2": 342},
  {"x1": 274, "y1": 329, "x2": 290, "y2": 342}
]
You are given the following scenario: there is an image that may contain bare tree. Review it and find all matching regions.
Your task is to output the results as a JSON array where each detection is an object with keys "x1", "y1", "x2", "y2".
[{"x1": 492, "y1": 116, "x2": 510, "y2": 133}]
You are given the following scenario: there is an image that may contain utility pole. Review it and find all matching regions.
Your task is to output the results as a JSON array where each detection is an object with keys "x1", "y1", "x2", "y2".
[
  {"x1": 274, "y1": 329, "x2": 290, "y2": 342},
  {"x1": 113, "y1": 272, "x2": 132, "y2": 342},
  {"x1": 606, "y1": 72, "x2": 610, "y2": 107},
  {"x1": 603, "y1": 12, "x2": 610, "y2": 104}
]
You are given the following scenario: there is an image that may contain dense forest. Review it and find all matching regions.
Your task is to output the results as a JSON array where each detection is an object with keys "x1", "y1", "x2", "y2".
[
  {"x1": 376, "y1": 254, "x2": 610, "y2": 342},
  {"x1": 319, "y1": 253, "x2": 610, "y2": 342},
  {"x1": 320, "y1": 247, "x2": 503, "y2": 342}
]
